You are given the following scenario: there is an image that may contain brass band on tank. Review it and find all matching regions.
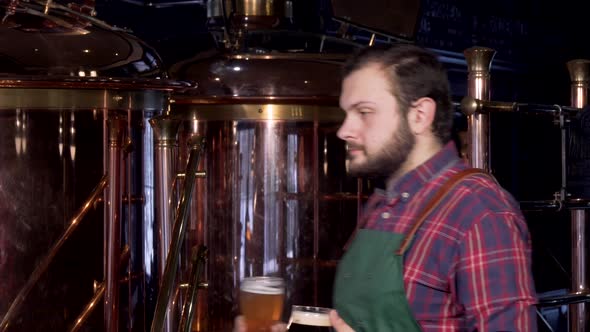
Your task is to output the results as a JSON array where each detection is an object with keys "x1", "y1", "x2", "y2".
[
  {"x1": 0, "y1": 87, "x2": 171, "y2": 111},
  {"x1": 170, "y1": 102, "x2": 343, "y2": 122},
  {"x1": 463, "y1": 46, "x2": 496, "y2": 172},
  {"x1": 567, "y1": 59, "x2": 590, "y2": 332}
]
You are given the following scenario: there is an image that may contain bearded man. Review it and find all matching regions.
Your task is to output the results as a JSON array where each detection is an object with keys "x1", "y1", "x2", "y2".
[{"x1": 329, "y1": 44, "x2": 537, "y2": 332}]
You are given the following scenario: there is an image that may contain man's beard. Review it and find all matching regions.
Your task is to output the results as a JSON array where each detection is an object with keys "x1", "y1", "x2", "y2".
[{"x1": 347, "y1": 119, "x2": 415, "y2": 178}]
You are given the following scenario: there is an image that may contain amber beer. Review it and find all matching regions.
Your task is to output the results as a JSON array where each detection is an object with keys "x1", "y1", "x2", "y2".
[
  {"x1": 287, "y1": 306, "x2": 333, "y2": 332},
  {"x1": 240, "y1": 277, "x2": 285, "y2": 331}
]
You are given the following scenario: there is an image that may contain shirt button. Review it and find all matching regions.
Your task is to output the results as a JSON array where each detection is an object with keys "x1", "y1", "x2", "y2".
[
  {"x1": 401, "y1": 192, "x2": 410, "y2": 201},
  {"x1": 381, "y1": 212, "x2": 391, "y2": 219}
]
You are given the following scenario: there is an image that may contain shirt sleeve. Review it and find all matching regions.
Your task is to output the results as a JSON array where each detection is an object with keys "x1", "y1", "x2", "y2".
[{"x1": 457, "y1": 210, "x2": 538, "y2": 331}]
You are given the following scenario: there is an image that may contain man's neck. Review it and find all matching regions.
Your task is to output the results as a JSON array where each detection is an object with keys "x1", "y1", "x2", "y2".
[{"x1": 386, "y1": 139, "x2": 444, "y2": 189}]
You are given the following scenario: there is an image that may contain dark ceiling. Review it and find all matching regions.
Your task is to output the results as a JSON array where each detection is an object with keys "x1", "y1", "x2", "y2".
[{"x1": 93, "y1": 0, "x2": 590, "y2": 105}]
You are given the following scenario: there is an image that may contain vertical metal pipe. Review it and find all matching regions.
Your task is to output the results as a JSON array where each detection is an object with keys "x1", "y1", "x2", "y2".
[
  {"x1": 313, "y1": 120, "x2": 320, "y2": 305},
  {"x1": 103, "y1": 108, "x2": 109, "y2": 320},
  {"x1": 463, "y1": 47, "x2": 496, "y2": 171},
  {"x1": 105, "y1": 117, "x2": 125, "y2": 332},
  {"x1": 149, "y1": 116, "x2": 181, "y2": 332},
  {"x1": 126, "y1": 110, "x2": 133, "y2": 332},
  {"x1": 151, "y1": 135, "x2": 205, "y2": 332},
  {"x1": 567, "y1": 59, "x2": 590, "y2": 332}
]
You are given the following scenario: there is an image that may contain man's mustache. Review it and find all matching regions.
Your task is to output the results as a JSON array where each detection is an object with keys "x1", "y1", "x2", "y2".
[{"x1": 346, "y1": 143, "x2": 364, "y2": 151}]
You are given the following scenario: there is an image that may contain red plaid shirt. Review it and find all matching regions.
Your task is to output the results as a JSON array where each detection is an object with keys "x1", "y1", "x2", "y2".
[{"x1": 362, "y1": 142, "x2": 537, "y2": 331}]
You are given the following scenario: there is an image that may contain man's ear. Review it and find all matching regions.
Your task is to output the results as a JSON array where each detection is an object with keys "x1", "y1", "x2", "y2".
[{"x1": 407, "y1": 97, "x2": 436, "y2": 135}]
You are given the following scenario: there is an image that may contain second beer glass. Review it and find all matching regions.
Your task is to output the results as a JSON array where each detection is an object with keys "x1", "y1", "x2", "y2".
[
  {"x1": 239, "y1": 276, "x2": 285, "y2": 331},
  {"x1": 287, "y1": 305, "x2": 333, "y2": 331}
]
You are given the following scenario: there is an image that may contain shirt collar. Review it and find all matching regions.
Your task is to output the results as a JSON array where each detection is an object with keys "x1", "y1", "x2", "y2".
[{"x1": 378, "y1": 141, "x2": 463, "y2": 199}]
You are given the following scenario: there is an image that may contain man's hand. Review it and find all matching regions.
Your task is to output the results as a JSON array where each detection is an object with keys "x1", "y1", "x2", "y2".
[
  {"x1": 233, "y1": 316, "x2": 287, "y2": 332},
  {"x1": 329, "y1": 310, "x2": 355, "y2": 332},
  {"x1": 234, "y1": 316, "x2": 247, "y2": 332}
]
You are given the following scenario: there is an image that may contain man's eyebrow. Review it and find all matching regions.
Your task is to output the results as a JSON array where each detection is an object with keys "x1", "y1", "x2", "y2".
[{"x1": 345, "y1": 101, "x2": 377, "y2": 110}]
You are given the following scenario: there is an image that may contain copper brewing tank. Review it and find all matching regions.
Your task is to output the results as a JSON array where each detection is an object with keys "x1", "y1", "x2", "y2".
[
  {"x1": 169, "y1": 31, "x2": 365, "y2": 331},
  {"x1": 0, "y1": 2, "x2": 182, "y2": 330}
]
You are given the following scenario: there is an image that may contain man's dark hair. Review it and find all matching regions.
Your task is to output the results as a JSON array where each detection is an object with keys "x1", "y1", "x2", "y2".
[{"x1": 342, "y1": 44, "x2": 453, "y2": 144}]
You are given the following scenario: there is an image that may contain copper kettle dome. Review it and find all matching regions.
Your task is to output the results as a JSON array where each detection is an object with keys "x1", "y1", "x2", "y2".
[{"x1": 0, "y1": 0, "x2": 165, "y2": 79}]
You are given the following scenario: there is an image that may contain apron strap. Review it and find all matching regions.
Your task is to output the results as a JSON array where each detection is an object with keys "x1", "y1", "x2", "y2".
[{"x1": 395, "y1": 168, "x2": 489, "y2": 256}]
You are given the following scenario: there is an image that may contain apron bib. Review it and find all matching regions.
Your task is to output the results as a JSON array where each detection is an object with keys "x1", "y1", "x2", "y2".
[{"x1": 333, "y1": 229, "x2": 422, "y2": 331}]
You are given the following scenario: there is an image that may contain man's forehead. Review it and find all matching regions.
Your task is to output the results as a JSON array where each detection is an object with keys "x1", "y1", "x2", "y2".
[{"x1": 340, "y1": 65, "x2": 392, "y2": 109}]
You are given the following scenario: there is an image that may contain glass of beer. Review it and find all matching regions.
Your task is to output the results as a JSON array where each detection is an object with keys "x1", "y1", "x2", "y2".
[
  {"x1": 239, "y1": 276, "x2": 285, "y2": 331},
  {"x1": 287, "y1": 305, "x2": 333, "y2": 331}
]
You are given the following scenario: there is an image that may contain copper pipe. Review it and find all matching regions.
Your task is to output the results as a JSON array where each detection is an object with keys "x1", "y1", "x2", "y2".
[
  {"x1": 178, "y1": 245, "x2": 209, "y2": 332},
  {"x1": 149, "y1": 116, "x2": 181, "y2": 332},
  {"x1": 520, "y1": 198, "x2": 590, "y2": 211},
  {"x1": 568, "y1": 59, "x2": 590, "y2": 332},
  {"x1": 0, "y1": 174, "x2": 108, "y2": 331},
  {"x1": 75, "y1": 282, "x2": 106, "y2": 332},
  {"x1": 460, "y1": 96, "x2": 579, "y2": 116},
  {"x1": 69, "y1": 246, "x2": 131, "y2": 332},
  {"x1": 463, "y1": 47, "x2": 496, "y2": 171},
  {"x1": 538, "y1": 292, "x2": 590, "y2": 308},
  {"x1": 151, "y1": 135, "x2": 206, "y2": 332},
  {"x1": 105, "y1": 117, "x2": 125, "y2": 332},
  {"x1": 313, "y1": 120, "x2": 320, "y2": 305},
  {"x1": 568, "y1": 60, "x2": 590, "y2": 108}
]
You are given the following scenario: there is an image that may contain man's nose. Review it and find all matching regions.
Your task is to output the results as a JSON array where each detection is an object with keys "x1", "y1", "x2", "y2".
[{"x1": 336, "y1": 115, "x2": 355, "y2": 141}]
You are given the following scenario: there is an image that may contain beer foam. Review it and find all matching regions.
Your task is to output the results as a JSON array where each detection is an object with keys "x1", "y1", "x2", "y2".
[
  {"x1": 240, "y1": 278, "x2": 284, "y2": 295},
  {"x1": 290, "y1": 310, "x2": 331, "y2": 327}
]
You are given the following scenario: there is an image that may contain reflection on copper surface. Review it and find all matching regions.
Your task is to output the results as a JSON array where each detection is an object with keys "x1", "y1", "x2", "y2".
[
  {"x1": 59, "y1": 113, "x2": 64, "y2": 158},
  {"x1": 14, "y1": 109, "x2": 26, "y2": 156},
  {"x1": 70, "y1": 112, "x2": 76, "y2": 163}
]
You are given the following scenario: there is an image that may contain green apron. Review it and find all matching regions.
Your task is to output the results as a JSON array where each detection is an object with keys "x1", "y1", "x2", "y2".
[
  {"x1": 333, "y1": 168, "x2": 484, "y2": 332},
  {"x1": 333, "y1": 229, "x2": 422, "y2": 332}
]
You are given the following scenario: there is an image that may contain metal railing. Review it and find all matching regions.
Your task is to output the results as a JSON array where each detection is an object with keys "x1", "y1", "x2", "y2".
[{"x1": 0, "y1": 174, "x2": 109, "y2": 331}]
